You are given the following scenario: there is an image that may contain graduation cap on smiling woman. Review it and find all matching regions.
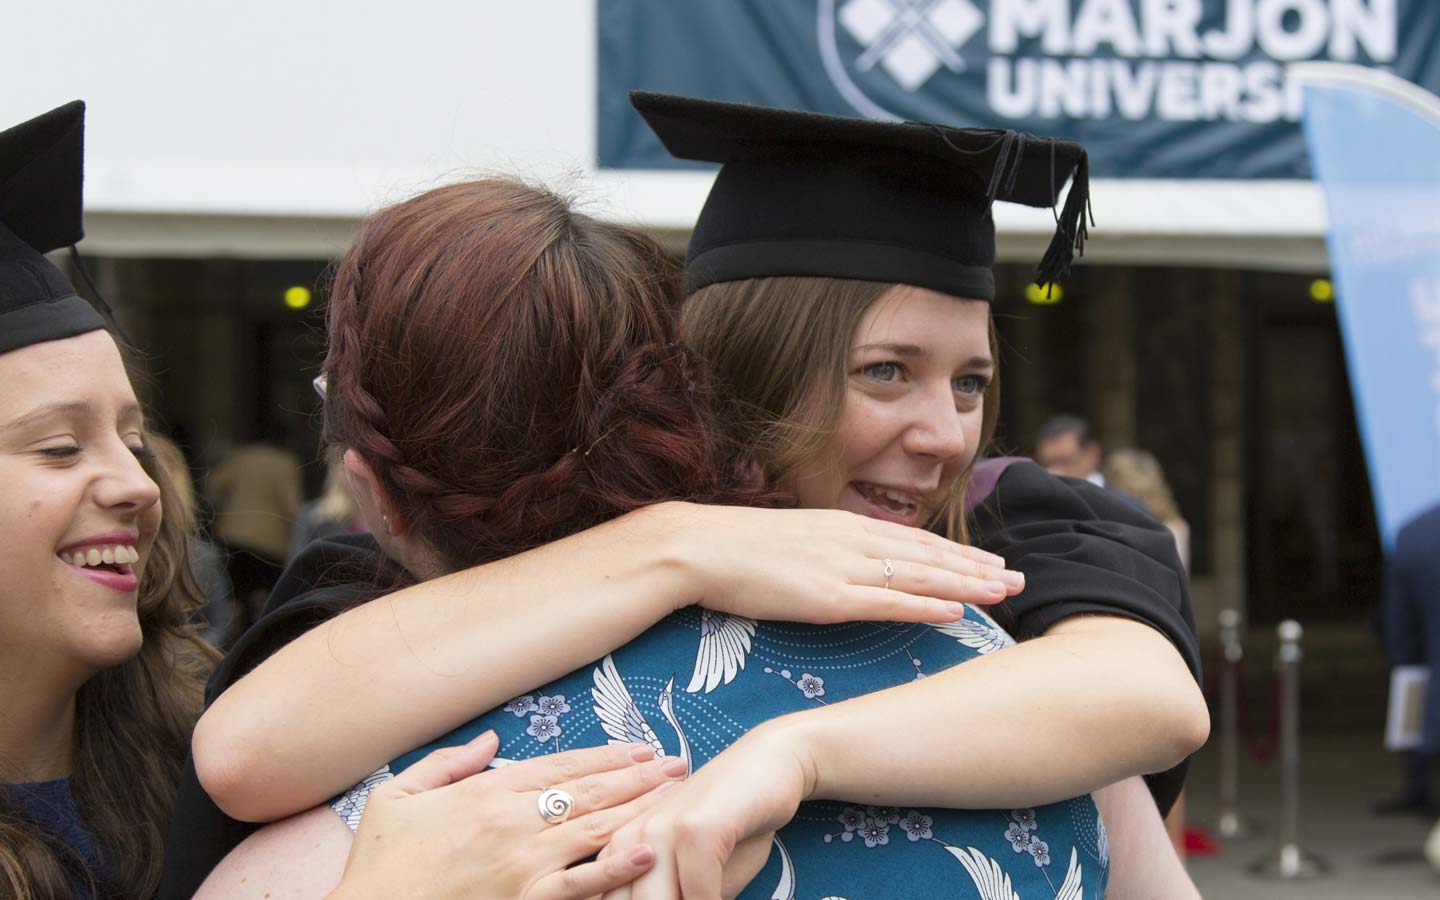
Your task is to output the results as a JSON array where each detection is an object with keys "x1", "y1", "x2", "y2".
[
  {"x1": 629, "y1": 91, "x2": 1092, "y2": 301},
  {"x1": 0, "y1": 100, "x2": 113, "y2": 356}
]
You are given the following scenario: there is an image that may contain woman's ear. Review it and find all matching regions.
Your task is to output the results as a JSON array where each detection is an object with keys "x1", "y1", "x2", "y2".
[{"x1": 341, "y1": 448, "x2": 403, "y2": 535}]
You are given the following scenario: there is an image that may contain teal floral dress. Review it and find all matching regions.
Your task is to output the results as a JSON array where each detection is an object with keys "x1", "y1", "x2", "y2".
[{"x1": 334, "y1": 605, "x2": 1109, "y2": 900}]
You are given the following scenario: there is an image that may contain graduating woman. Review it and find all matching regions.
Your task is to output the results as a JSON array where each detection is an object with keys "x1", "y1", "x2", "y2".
[
  {"x1": 0, "y1": 101, "x2": 219, "y2": 900},
  {"x1": 167, "y1": 99, "x2": 1204, "y2": 900}
]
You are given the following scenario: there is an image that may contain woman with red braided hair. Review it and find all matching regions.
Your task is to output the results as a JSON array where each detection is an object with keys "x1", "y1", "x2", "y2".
[
  {"x1": 168, "y1": 101, "x2": 1203, "y2": 900},
  {"x1": 163, "y1": 176, "x2": 1020, "y2": 900}
]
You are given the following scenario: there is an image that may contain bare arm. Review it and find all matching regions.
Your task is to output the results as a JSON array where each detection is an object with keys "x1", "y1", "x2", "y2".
[
  {"x1": 195, "y1": 503, "x2": 1017, "y2": 822},
  {"x1": 601, "y1": 615, "x2": 1208, "y2": 898},
  {"x1": 196, "y1": 510, "x2": 680, "y2": 822},
  {"x1": 1092, "y1": 777, "x2": 1201, "y2": 900},
  {"x1": 795, "y1": 615, "x2": 1208, "y2": 808}
]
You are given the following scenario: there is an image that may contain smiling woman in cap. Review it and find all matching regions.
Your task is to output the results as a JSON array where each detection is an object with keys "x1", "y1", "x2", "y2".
[
  {"x1": 624, "y1": 90, "x2": 1203, "y2": 899},
  {"x1": 0, "y1": 101, "x2": 219, "y2": 900}
]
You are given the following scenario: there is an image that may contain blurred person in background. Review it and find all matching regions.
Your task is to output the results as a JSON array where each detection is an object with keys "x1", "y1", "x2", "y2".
[
  {"x1": 207, "y1": 430, "x2": 302, "y2": 627},
  {"x1": 1380, "y1": 500, "x2": 1440, "y2": 818},
  {"x1": 287, "y1": 449, "x2": 365, "y2": 562},
  {"x1": 0, "y1": 101, "x2": 218, "y2": 900},
  {"x1": 1103, "y1": 447, "x2": 1190, "y2": 573},
  {"x1": 1033, "y1": 413, "x2": 1105, "y2": 486},
  {"x1": 148, "y1": 433, "x2": 240, "y2": 648}
]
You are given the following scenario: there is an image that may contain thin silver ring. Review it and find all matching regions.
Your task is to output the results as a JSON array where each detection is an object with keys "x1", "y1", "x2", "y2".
[
  {"x1": 882, "y1": 558, "x2": 895, "y2": 590},
  {"x1": 537, "y1": 787, "x2": 575, "y2": 825}
]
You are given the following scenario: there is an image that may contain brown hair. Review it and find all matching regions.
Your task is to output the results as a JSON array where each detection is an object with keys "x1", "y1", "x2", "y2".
[
  {"x1": 680, "y1": 276, "x2": 1001, "y2": 541},
  {"x1": 0, "y1": 434, "x2": 220, "y2": 900},
  {"x1": 322, "y1": 178, "x2": 775, "y2": 571}
]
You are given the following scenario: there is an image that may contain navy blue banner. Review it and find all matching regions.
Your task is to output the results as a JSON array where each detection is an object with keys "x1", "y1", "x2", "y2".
[{"x1": 598, "y1": 0, "x2": 1440, "y2": 179}]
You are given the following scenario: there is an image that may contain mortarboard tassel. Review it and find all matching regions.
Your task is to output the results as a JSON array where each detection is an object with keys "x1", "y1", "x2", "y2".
[{"x1": 1034, "y1": 149, "x2": 1092, "y2": 289}]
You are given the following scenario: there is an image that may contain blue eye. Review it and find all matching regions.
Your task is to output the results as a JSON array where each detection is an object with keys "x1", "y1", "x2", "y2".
[
  {"x1": 953, "y1": 375, "x2": 988, "y2": 396},
  {"x1": 863, "y1": 362, "x2": 903, "y2": 383}
]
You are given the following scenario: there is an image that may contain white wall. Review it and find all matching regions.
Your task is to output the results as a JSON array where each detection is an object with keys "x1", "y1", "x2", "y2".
[{"x1": 5, "y1": 1, "x2": 1326, "y2": 267}]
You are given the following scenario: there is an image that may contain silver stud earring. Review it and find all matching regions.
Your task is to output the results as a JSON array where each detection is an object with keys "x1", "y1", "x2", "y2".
[{"x1": 381, "y1": 513, "x2": 392, "y2": 535}]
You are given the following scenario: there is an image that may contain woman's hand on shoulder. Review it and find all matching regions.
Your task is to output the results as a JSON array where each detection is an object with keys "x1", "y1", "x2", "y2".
[
  {"x1": 330, "y1": 733, "x2": 686, "y2": 900},
  {"x1": 641, "y1": 502, "x2": 1024, "y2": 624}
]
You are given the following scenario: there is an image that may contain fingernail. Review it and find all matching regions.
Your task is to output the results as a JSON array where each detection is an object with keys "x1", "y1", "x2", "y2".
[
  {"x1": 660, "y1": 756, "x2": 689, "y2": 778},
  {"x1": 630, "y1": 744, "x2": 657, "y2": 762},
  {"x1": 984, "y1": 580, "x2": 1007, "y2": 597},
  {"x1": 946, "y1": 602, "x2": 967, "y2": 618},
  {"x1": 468, "y1": 729, "x2": 497, "y2": 746},
  {"x1": 1001, "y1": 571, "x2": 1025, "y2": 589},
  {"x1": 629, "y1": 844, "x2": 656, "y2": 866}
]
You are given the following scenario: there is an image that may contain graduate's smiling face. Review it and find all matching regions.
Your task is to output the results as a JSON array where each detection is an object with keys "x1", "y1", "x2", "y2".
[
  {"x1": 785, "y1": 285, "x2": 992, "y2": 526},
  {"x1": 0, "y1": 330, "x2": 161, "y2": 680}
]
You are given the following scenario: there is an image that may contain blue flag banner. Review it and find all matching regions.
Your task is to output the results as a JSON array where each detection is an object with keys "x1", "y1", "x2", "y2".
[
  {"x1": 598, "y1": 1, "x2": 1440, "y2": 179},
  {"x1": 1296, "y1": 63, "x2": 1440, "y2": 550}
]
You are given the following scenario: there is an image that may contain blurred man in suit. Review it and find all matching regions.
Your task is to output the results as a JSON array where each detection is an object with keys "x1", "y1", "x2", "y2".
[{"x1": 1380, "y1": 501, "x2": 1440, "y2": 816}]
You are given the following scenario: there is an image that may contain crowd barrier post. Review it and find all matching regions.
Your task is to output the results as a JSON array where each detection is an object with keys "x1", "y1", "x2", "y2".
[
  {"x1": 1216, "y1": 608, "x2": 1252, "y2": 839},
  {"x1": 1250, "y1": 620, "x2": 1329, "y2": 880}
]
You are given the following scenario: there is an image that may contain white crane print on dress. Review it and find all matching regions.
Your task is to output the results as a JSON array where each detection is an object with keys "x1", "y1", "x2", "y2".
[
  {"x1": 591, "y1": 654, "x2": 693, "y2": 776},
  {"x1": 930, "y1": 607, "x2": 1016, "y2": 656},
  {"x1": 686, "y1": 610, "x2": 757, "y2": 694}
]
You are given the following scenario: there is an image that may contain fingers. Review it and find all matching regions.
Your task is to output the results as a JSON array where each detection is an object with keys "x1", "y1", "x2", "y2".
[
  {"x1": 545, "y1": 780, "x2": 682, "y2": 859},
  {"x1": 388, "y1": 730, "x2": 500, "y2": 795},
  {"x1": 857, "y1": 514, "x2": 1008, "y2": 568},
  {"x1": 841, "y1": 585, "x2": 970, "y2": 622},
  {"x1": 872, "y1": 556, "x2": 1012, "y2": 606},
  {"x1": 491, "y1": 741, "x2": 655, "y2": 792},
  {"x1": 852, "y1": 519, "x2": 1020, "y2": 589},
  {"x1": 630, "y1": 844, "x2": 681, "y2": 900},
  {"x1": 720, "y1": 833, "x2": 775, "y2": 900},
  {"x1": 674, "y1": 826, "x2": 726, "y2": 900},
  {"x1": 551, "y1": 755, "x2": 690, "y2": 819},
  {"x1": 900, "y1": 541, "x2": 1021, "y2": 591},
  {"x1": 529, "y1": 844, "x2": 655, "y2": 900}
]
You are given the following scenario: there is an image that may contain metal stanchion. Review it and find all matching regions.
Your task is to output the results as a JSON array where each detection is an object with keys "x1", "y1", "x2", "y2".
[
  {"x1": 1216, "y1": 608, "x2": 1253, "y2": 839},
  {"x1": 1250, "y1": 620, "x2": 1329, "y2": 879}
]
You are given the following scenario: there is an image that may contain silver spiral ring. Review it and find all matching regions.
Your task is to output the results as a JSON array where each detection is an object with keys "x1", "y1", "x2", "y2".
[
  {"x1": 537, "y1": 787, "x2": 575, "y2": 825},
  {"x1": 882, "y1": 558, "x2": 895, "y2": 591}
]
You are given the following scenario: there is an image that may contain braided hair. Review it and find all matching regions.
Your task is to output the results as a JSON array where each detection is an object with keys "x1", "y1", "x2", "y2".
[{"x1": 322, "y1": 178, "x2": 778, "y2": 572}]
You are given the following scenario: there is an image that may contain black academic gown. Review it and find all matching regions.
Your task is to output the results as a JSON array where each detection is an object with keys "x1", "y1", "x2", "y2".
[{"x1": 158, "y1": 461, "x2": 1199, "y2": 899}]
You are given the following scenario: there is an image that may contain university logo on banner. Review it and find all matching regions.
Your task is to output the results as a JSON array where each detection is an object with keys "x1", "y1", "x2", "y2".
[
  {"x1": 818, "y1": 0, "x2": 986, "y2": 119},
  {"x1": 598, "y1": 0, "x2": 1440, "y2": 178}
]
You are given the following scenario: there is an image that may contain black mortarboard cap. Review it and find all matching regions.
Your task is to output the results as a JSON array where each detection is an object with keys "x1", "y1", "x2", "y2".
[
  {"x1": 630, "y1": 91, "x2": 1091, "y2": 301},
  {"x1": 0, "y1": 100, "x2": 105, "y2": 356}
]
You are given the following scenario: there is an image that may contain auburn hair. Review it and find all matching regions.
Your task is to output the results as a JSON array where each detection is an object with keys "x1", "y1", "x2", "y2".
[
  {"x1": 0, "y1": 432, "x2": 219, "y2": 900},
  {"x1": 322, "y1": 178, "x2": 776, "y2": 571}
]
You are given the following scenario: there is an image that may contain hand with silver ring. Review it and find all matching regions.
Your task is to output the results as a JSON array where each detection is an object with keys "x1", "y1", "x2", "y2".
[
  {"x1": 538, "y1": 787, "x2": 576, "y2": 824},
  {"x1": 315, "y1": 733, "x2": 689, "y2": 900}
]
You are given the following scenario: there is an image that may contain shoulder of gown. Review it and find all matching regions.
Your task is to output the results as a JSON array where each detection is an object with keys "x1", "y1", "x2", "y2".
[
  {"x1": 966, "y1": 457, "x2": 1200, "y2": 816},
  {"x1": 159, "y1": 532, "x2": 395, "y2": 900}
]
